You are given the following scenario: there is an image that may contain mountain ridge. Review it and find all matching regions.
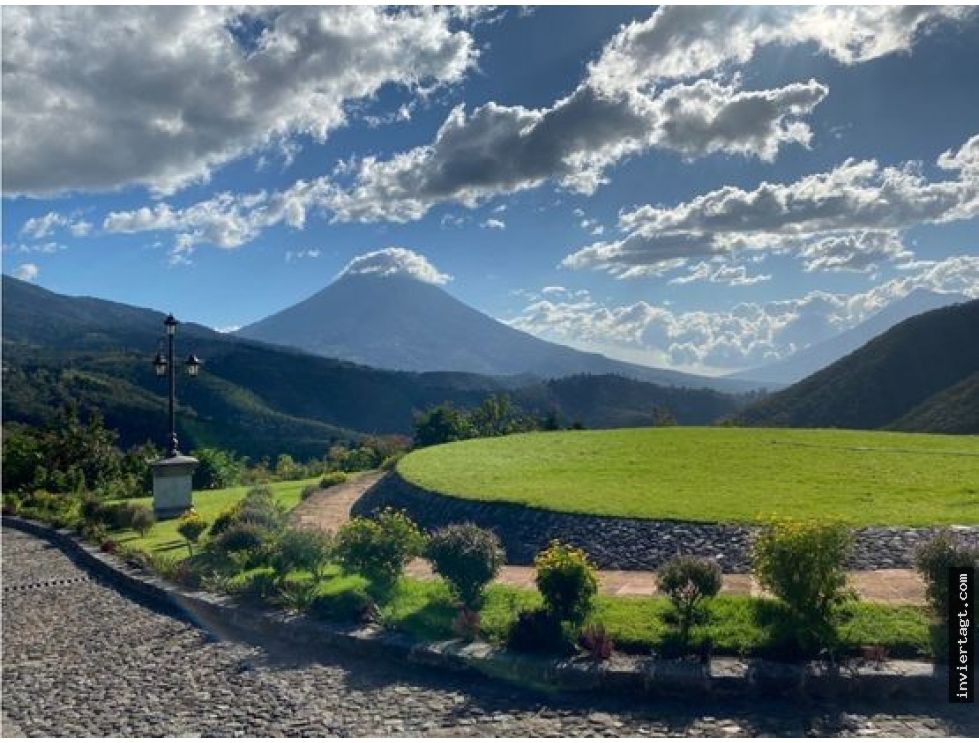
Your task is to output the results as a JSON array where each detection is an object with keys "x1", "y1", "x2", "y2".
[{"x1": 236, "y1": 273, "x2": 760, "y2": 393}]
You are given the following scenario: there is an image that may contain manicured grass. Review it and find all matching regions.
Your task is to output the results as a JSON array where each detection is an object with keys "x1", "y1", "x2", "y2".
[
  {"x1": 110, "y1": 477, "x2": 321, "y2": 553},
  {"x1": 397, "y1": 427, "x2": 979, "y2": 526},
  {"x1": 374, "y1": 577, "x2": 932, "y2": 659}
]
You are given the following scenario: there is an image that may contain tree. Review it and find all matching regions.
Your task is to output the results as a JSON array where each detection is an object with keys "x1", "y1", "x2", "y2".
[
  {"x1": 191, "y1": 447, "x2": 242, "y2": 490},
  {"x1": 413, "y1": 404, "x2": 474, "y2": 447}
]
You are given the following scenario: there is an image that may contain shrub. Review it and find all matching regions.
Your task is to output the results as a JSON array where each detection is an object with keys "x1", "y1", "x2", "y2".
[
  {"x1": 752, "y1": 519, "x2": 852, "y2": 649},
  {"x1": 506, "y1": 608, "x2": 573, "y2": 655},
  {"x1": 915, "y1": 532, "x2": 979, "y2": 619},
  {"x1": 272, "y1": 529, "x2": 332, "y2": 579},
  {"x1": 80, "y1": 521, "x2": 109, "y2": 545},
  {"x1": 2, "y1": 493, "x2": 22, "y2": 515},
  {"x1": 319, "y1": 472, "x2": 347, "y2": 489},
  {"x1": 127, "y1": 504, "x2": 156, "y2": 537},
  {"x1": 657, "y1": 555, "x2": 722, "y2": 641},
  {"x1": 237, "y1": 486, "x2": 287, "y2": 532},
  {"x1": 213, "y1": 521, "x2": 269, "y2": 555},
  {"x1": 578, "y1": 624, "x2": 614, "y2": 661},
  {"x1": 426, "y1": 524, "x2": 504, "y2": 610},
  {"x1": 209, "y1": 506, "x2": 238, "y2": 537},
  {"x1": 226, "y1": 567, "x2": 278, "y2": 603},
  {"x1": 534, "y1": 541, "x2": 597, "y2": 625},
  {"x1": 176, "y1": 509, "x2": 208, "y2": 555},
  {"x1": 335, "y1": 509, "x2": 425, "y2": 588},
  {"x1": 309, "y1": 584, "x2": 377, "y2": 624},
  {"x1": 277, "y1": 575, "x2": 319, "y2": 612},
  {"x1": 300, "y1": 484, "x2": 318, "y2": 501}
]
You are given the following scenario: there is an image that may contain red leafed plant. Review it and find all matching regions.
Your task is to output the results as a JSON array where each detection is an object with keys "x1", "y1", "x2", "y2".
[{"x1": 578, "y1": 623, "x2": 614, "y2": 661}]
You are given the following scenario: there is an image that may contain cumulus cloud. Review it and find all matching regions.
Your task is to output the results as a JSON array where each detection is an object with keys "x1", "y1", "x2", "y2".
[
  {"x1": 103, "y1": 178, "x2": 332, "y2": 260},
  {"x1": 11, "y1": 263, "x2": 39, "y2": 282},
  {"x1": 19, "y1": 211, "x2": 92, "y2": 240},
  {"x1": 2, "y1": 6, "x2": 476, "y2": 195},
  {"x1": 336, "y1": 247, "x2": 451, "y2": 285},
  {"x1": 312, "y1": 5, "x2": 970, "y2": 223},
  {"x1": 565, "y1": 134, "x2": 979, "y2": 277},
  {"x1": 481, "y1": 218, "x2": 506, "y2": 230},
  {"x1": 587, "y1": 5, "x2": 972, "y2": 92},
  {"x1": 324, "y1": 78, "x2": 827, "y2": 223},
  {"x1": 510, "y1": 255, "x2": 979, "y2": 372}
]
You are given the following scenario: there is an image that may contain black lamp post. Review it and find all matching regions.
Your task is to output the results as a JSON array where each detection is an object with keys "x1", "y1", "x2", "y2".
[{"x1": 153, "y1": 313, "x2": 202, "y2": 457}]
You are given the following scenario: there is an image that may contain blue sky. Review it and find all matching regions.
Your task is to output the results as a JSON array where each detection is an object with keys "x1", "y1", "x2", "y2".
[{"x1": 3, "y1": 6, "x2": 978, "y2": 374}]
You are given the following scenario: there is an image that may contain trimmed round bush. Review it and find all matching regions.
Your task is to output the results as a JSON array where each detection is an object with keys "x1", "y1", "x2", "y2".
[
  {"x1": 272, "y1": 529, "x2": 332, "y2": 579},
  {"x1": 425, "y1": 523, "x2": 504, "y2": 610},
  {"x1": 127, "y1": 504, "x2": 156, "y2": 537},
  {"x1": 752, "y1": 519, "x2": 852, "y2": 649},
  {"x1": 176, "y1": 509, "x2": 208, "y2": 554},
  {"x1": 213, "y1": 521, "x2": 268, "y2": 554},
  {"x1": 534, "y1": 541, "x2": 597, "y2": 625},
  {"x1": 335, "y1": 509, "x2": 425, "y2": 588},
  {"x1": 657, "y1": 555, "x2": 722, "y2": 640}
]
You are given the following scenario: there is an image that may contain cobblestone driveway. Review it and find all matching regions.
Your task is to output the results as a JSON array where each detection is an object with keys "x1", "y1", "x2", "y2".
[{"x1": 2, "y1": 527, "x2": 975, "y2": 737}]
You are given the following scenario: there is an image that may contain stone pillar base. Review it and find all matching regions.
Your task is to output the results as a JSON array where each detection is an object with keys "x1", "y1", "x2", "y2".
[{"x1": 151, "y1": 455, "x2": 198, "y2": 520}]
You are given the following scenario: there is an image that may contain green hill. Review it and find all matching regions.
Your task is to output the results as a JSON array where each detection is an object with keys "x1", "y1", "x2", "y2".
[
  {"x1": 889, "y1": 372, "x2": 979, "y2": 434},
  {"x1": 736, "y1": 299, "x2": 979, "y2": 431}
]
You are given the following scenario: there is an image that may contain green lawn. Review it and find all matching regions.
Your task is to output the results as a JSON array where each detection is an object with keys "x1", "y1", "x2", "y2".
[
  {"x1": 377, "y1": 577, "x2": 932, "y2": 659},
  {"x1": 397, "y1": 427, "x2": 979, "y2": 526},
  {"x1": 111, "y1": 477, "x2": 320, "y2": 554}
]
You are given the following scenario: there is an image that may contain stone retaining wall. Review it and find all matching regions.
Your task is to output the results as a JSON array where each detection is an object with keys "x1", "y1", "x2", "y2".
[{"x1": 354, "y1": 472, "x2": 979, "y2": 571}]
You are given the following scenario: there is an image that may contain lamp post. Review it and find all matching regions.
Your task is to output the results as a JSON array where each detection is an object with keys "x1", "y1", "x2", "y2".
[{"x1": 150, "y1": 313, "x2": 202, "y2": 519}]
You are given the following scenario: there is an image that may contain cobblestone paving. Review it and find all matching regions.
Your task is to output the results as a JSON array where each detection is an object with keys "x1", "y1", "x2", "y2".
[{"x1": 3, "y1": 527, "x2": 976, "y2": 737}]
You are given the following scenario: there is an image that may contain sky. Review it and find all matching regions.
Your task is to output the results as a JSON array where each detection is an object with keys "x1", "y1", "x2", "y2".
[{"x1": 3, "y1": 5, "x2": 979, "y2": 375}]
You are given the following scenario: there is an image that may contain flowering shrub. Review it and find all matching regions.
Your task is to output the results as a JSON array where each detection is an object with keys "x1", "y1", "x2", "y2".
[
  {"x1": 335, "y1": 509, "x2": 425, "y2": 588},
  {"x1": 176, "y1": 508, "x2": 208, "y2": 555},
  {"x1": 534, "y1": 541, "x2": 597, "y2": 625}
]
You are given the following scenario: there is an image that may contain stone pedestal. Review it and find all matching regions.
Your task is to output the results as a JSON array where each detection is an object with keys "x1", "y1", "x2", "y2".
[{"x1": 151, "y1": 454, "x2": 198, "y2": 519}]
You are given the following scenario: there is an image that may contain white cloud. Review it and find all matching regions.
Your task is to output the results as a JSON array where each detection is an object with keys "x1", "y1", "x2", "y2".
[
  {"x1": 337, "y1": 247, "x2": 451, "y2": 285},
  {"x1": 103, "y1": 178, "x2": 333, "y2": 259},
  {"x1": 509, "y1": 255, "x2": 979, "y2": 372},
  {"x1": 668, "y1": 260, "x2": 771, "y2": 286},
  {"x1": 19, "y1": 211, "x2": 93, "y2": 240},
  {"x1": 481, "y1": 218, "x2": 506, "y2": 230},
  {"x1": 324, "y1": 78, "x2": 827, "y2": 223},
  {"x1": 313, "y1": 5, "x2": 972, "y2": 224},
  {"x1": 587, "y1": 6, "x2": 972, "y2": 93},
  {"x1": 2, "y1": 6, "x2": 476, "y2": 196},
  {"x1": 564, "y1": 134, "x2": 979, "y2": 276},
  {"x1": 11, "y1": 263, "x2": 39, "y2": 282}
]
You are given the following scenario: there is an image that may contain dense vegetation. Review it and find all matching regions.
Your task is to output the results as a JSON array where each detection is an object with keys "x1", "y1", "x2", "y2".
[
  {"x1": 3, "y1": 276, "x2": 744, "y2": 460},
  {"x1": 397, "y1": 427, "x2": 979, "y2": 525},
  {"x1": 737, "y1": 299, "x2": 979, "y2": 433}
]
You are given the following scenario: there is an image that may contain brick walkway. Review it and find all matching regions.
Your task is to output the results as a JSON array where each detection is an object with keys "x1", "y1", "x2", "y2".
[{"x1": 290, "y1": 472, "x2": 927, "y2": 605}]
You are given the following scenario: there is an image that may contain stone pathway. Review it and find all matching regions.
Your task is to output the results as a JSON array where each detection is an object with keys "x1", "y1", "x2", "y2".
[
  {"x1": 291, "y1": 472, "x2": 928, "y2": 604},
  {"x1": 3, "y1": 527, "x2": 975, "y2": 737}
]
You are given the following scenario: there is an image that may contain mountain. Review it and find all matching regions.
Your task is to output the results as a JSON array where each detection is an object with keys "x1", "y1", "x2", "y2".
[
  {"x1": 236, "y1": 273, "x2": 759, "y2": 393},
  {"x1": 731, "y1": 289, "x2": 969, "y2": 385},
  {"x1": 2, "y1": 276, "x2": 744, "y2": 457},
  {"x1": 888, "y1": 372, "x2": 979, "y2": 435},
  {"x1": 736, "y1": 298, "x2": 979, "y2": 431}
]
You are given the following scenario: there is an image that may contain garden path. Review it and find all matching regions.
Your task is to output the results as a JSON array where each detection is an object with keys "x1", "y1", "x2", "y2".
[{"x1": 290, "y1": 472, "x2": 927, "y2": 605}]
